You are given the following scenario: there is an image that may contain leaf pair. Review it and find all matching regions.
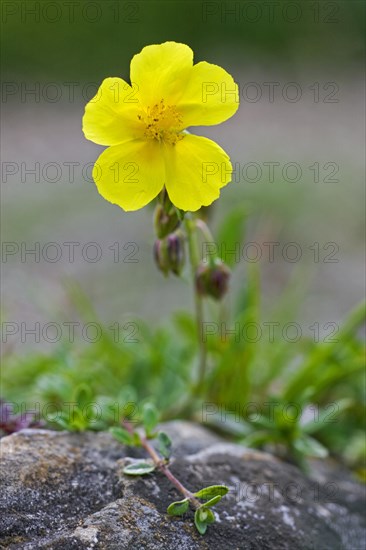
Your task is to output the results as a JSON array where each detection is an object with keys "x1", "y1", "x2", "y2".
[
  {"x1": 167, "y1": 500, "x2": 215, "y2": 535},
  {"x1": 194, "y1": 506, "x2": 215, "y2": 535},
  {"x1": 194, "y1": 485, "x2": 229, "y2": 534},
  {"x1": 167, "y1": 485, "x2": 229, "y2": 535}
]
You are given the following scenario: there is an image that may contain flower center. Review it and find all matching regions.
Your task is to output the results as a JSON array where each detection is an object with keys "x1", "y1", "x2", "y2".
[{"x1": 138, "y1": 99, "x2": 184, "y2": 145}]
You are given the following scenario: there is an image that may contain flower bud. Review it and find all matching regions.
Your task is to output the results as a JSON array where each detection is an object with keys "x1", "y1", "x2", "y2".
[
  {"x1": 153, "y1": 239, "x2": 169, "y2": 276},
  {"x1": 166, "y1": 231, "x2": 185, "y2": 275},
  {"x1": 153, "y1": 231, "x2": 185, "y2": 277},
  {"x1": 154, "y1": 203, "x2": 180, "y2": 239},
  {"x1": 195, "y1": 258, "x2": 230, "y2": 300}
]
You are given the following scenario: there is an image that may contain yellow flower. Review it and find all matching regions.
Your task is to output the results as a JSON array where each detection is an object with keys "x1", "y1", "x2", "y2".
[{"x1": 82, "y1": 42, "x2": 239, "y2": 212}]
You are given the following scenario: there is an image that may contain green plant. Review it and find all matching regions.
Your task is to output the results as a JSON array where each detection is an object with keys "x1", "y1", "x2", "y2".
[
  {"x1": 111, "y1": 402, "x2": 228, "y2": 535},
  {"x1": 1, "y1": 38, "x2": 365, "y2": 530},
  {"x1": 2, "y1": 289, "x2": 365, "y2": 470}
]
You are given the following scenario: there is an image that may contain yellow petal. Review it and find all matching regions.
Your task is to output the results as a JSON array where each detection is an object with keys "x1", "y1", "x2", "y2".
[
  {"x1": 93, "y1": 140, "x2": 165, "y2": 211},
  {"x1": 83, "y1": 77, "x2": 142, "y2": 146},
  {"x1": 177, "y1": 62, "x2": 239, "y2": 127},
  {"x1": 130, "y1": 42, "x2": 193, "y2": 107},
  {"x1": 164, "y1": 134, "x2": 232, "y2": 212}
]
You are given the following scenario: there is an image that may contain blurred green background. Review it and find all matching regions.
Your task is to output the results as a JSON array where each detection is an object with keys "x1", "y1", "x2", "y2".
[
  {"x1": 1, "y1": 0, "x2": 365, "y2": 469},
  {"x1": 2, "y1": 0, "x2": 364, "y2": 342},
  {"x1": 2, "y1": 0, "x2": 365, "y2": 79}
]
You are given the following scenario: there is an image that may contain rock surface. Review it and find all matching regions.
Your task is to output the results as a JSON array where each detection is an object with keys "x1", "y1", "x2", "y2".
[{"x1": 0, "y1": 421, "x2": 365, "y2": 549}]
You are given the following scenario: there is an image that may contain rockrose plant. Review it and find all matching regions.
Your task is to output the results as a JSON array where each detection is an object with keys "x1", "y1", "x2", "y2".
[{"x1": 82, "y1": 41, "x2": 240, "y2": 535}]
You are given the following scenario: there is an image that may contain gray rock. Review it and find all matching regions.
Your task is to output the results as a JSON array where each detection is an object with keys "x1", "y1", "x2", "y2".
[{"x1": 0, "y1": 422, "x2": 365, "y2": 549}]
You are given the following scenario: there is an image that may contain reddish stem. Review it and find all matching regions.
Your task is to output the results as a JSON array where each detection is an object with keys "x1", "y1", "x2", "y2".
[{"x1": 122, "y1": 420, "x2": 201, "y2": 508}]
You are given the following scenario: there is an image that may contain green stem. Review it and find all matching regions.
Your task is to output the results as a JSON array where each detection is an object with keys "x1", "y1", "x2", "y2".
[
  {"x1": 184, "y1": 216, "x2": 207, "y2": 394},
  {"x1": 195, "y1": 218, "x2": 216, "y2": 244}
]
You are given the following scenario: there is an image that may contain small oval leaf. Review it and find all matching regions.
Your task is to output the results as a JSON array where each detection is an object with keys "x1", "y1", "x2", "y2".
[
  {"x1": 158, "y1": 431, "x2": 173, "y2": 459},
  {"x1": 167, "y1": 499, "x2": 189, "y2": 516},
  {"x1": 142, "y1": 403, "x2": 159, "y2": 435},
  {"x1": 198, "y1": 507, "x2": 215, "y2": 524},
  {"x1": 204, "y1": 495, "x2": 222, "y2": 508},
  {"x1": 123, "y1": 461, "x2": 155, "y2": 476},
  {"x1": 194, "y1": 509, "x2": 208, "y2": 535},
  {"x1": 194, "y1": 485, "x2": 229, "y2": 500}
]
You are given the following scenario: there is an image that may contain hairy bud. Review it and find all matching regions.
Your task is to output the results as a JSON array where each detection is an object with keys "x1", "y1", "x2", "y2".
[
  {"x1": 154, "y1": 203, "x2": 181, "y2": 239},
  {"x1": 195, "y1": 259, "x2": 230, "y2": 300},
  {"x1": 154, "y1": 231, "x2": 185, "y2": 276}
]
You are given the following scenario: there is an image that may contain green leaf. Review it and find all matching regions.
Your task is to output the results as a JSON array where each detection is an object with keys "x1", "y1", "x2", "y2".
[
  {"x1": 142, "y1": 402, "x2": 159, "y2": 435},
  {"x1": 132, "y1": 432, "x2": 142, "y2": 446},
  {"x1": 194, "y1": 507, "x2": 215, "y2": 534},
  {"x1": 123, "y1": 461, "x2": 155, "y2": 476},
  {"x1": 167, "y1": 499, "x2": 189, "y2": 516},
  {"x1": 194, "y1": 509, "x2": 207, "y2": 535},
  {"x1": 54, "y1": 412, "x2": 73, "y2": 430},
  {"x1": 109, "y1": 426, "x2": 135, "y2": 446},
  {"x1": 248, "y1": 414, "x2": 275, "y2": 429},
  {"x1": 56, "y1": 408, "x2": 87, "y2": 431},
  {"x1": 203, "y1": 495, "x2": 222, "y2": 507},
  {"x1": 203, "y1": 412, "x2": 252, "y2": 438},
  {"x1": 157, "y1": 431, "x2": 173, "y2": 459},
  {"x1": 242, "y1": 431, "x2": 272, "y2": 448},
  {"x1": 199, "y1": 507, "x2": 215, "y2": 524},
  {"x1": 294, "y1": 436, "x2": 328, "y2": 458},
  {"x1": 302, "y1": 399, "x2": 353, "y2": 434},
  {"x1": 194, "y1": 485, "x2": 229, "y2": 500}
]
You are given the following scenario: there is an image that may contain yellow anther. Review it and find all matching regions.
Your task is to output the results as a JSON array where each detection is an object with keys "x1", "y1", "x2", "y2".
[{"x1": 138, "y1": 99, "x2": 184, "y2": 145}]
